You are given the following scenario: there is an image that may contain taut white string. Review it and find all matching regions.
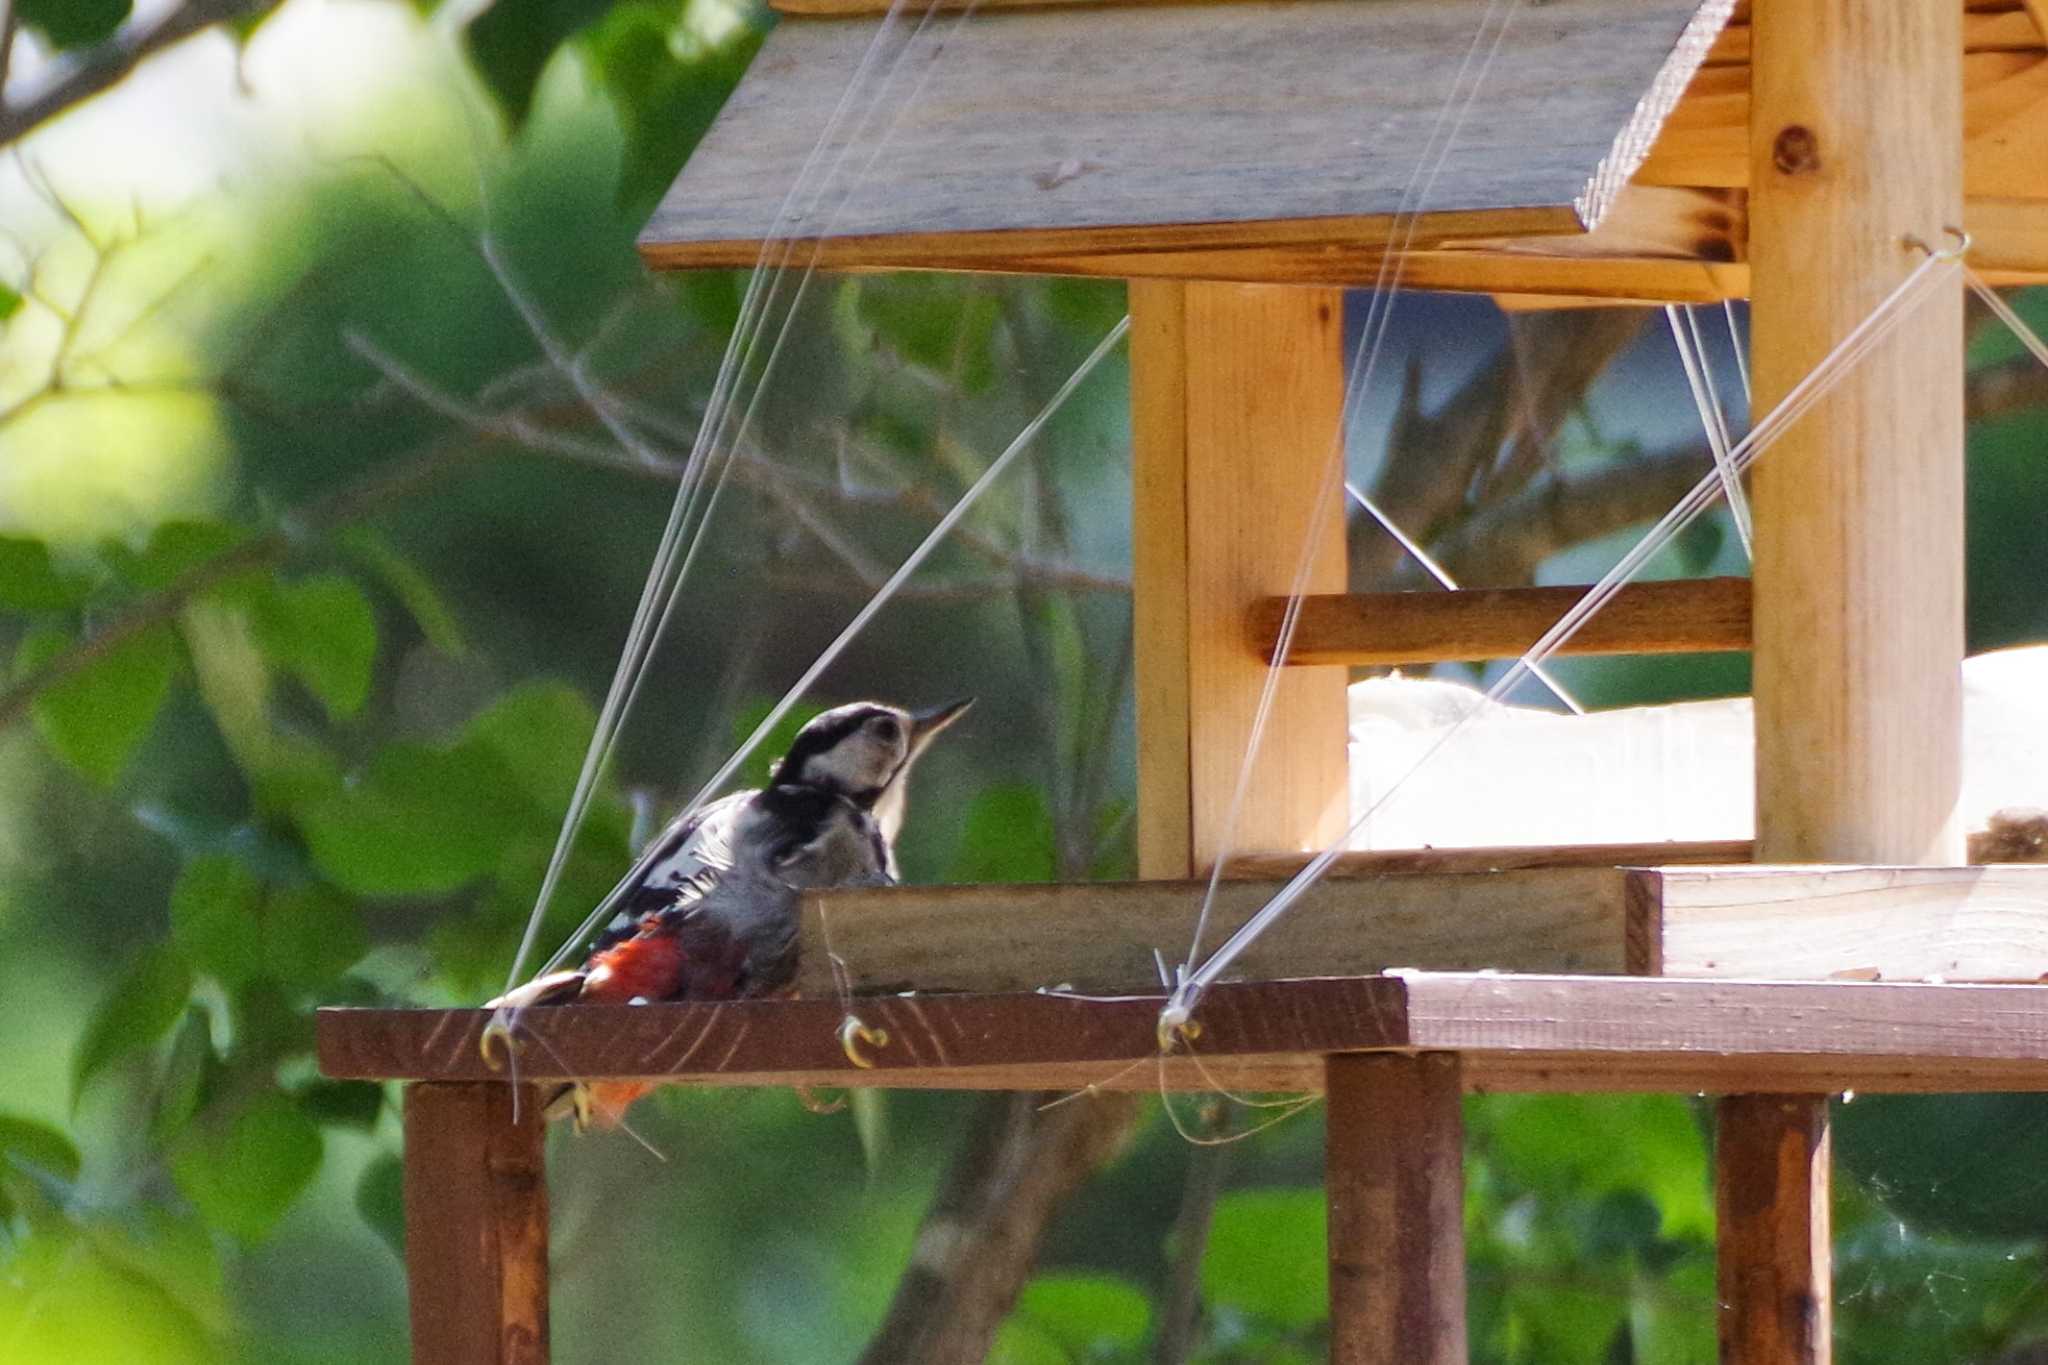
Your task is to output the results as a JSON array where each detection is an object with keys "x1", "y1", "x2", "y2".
[
  {"x1": 1162, "y1": 242, "x2": 1963, "y2": 1031},
  {"x1": 1666, "y1": 304, "x2": 1754, "y2": 558}
]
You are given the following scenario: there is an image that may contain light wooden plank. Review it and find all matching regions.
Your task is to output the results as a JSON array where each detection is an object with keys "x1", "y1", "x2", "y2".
[
  {"x1": 403, "y1": 1084, "x2": 548, "y2": 1365},
  {"x1": 1327, "y1": 1053, "x2": 1466, "y2": 1365},
  {"x1": 318, "y1": 973, "x2": 2048, "y2": 1095},
  {"x1": 1130, "y1": 279, "x2": 1194, "y2": 881},
  {"x1": 796, "y1": 869, "x2": 1630, "y2": 996},
  {"x1": 1253, "y1": 578, "x2": 1753, "y2": 667},
  {"x1": 1632, "y1": 866, "x2": 2048, "y2": 979},
  {"x1": 1638, "y1": 50, "x2": 2048, "y2": 200},
  {"x1": 640, "y1": 0, "x2": 1733, "y2": 266},
  {"x1": 1703, "y1": 8, "x2": 2044, "y2": 66}
]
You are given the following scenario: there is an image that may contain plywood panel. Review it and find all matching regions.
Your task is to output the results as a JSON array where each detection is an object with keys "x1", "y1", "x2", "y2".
[{"x1": 640, "y1": 0, "x2": 1734, "y2": 267}]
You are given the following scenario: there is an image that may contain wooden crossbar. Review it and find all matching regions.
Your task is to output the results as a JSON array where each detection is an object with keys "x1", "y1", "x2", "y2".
[
  {"x1": 1252, "y1": 578, "x2": 1752, "y2": 666},
  {"x1": 317, "y1": 972, "x2": 2048, "y2": 1095}
]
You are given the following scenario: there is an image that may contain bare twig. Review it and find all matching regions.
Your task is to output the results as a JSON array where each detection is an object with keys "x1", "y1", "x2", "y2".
[
  {"x1": 1155, "y1": 1134, "x2": 1231, "y2": 1365},
  {"x1": 0, "y1": 0, "x2": 281, "y2": 148}
]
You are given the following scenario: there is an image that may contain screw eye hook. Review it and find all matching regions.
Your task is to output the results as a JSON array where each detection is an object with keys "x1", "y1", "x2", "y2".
[
  {"x1": 1905, "y1": 226, "x2": 1971, "y2": 261},
  {"x1": 480, "y1": 1016, "x2": 518, "y2": 1070},
  {"x1": 839, "y1": 1015, "x2": 889, "y2": 1069}
]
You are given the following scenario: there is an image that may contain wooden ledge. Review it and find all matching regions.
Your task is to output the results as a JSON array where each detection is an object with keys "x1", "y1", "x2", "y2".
[
  {"x1": 1252, "y1": 578, "x2": 1753, "y2": 667},
  {"x1": 317, "y1": 972, "x2": 2048, "y2": 1095}
]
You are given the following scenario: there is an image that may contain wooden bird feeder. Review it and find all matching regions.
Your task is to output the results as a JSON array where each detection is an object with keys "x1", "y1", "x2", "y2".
[{"x1": 319, "y1": 0, "x2": 2048, "y2": 1360}]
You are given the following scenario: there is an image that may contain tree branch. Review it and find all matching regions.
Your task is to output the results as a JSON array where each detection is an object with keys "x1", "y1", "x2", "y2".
[
  {"x1": 856, "y1": 1093, "x2": 1141, "y2": 1365},
  {"x1": 0, "y1": 0, "x2": 280, "y2": 148}
]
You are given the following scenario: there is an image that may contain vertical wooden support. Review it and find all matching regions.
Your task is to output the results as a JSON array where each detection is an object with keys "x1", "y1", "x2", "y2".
[
  {"x1": 1736, "y1": 0, "x2": 1965, "y2": 1360},
  {"x1": 1326, "y1": 1052, "x2": 1468, "y2": 1365},
  {"x1": 1131, "y1": 281, "x2": 1458, "y2": 1361},
  {"x1": 404, "y1": 1083, "x2": 550, "y2": 1365},
  {"x1": 1129, "y1": 279, "x2": 1350, "y2": 877}
]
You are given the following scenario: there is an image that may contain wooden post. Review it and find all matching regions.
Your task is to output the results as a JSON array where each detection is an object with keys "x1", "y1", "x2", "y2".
[
  {"x1": 404, "y1": 1083, "x2": 550, "y2": 1365},
  {"x1": 1736, "y1": 0, "x2": 1965, "y2": 1359},
  {"x1": 1326, "y1": 1052, "x2": 1467, "y2": 1365},
  {"x1": 1130, "y1": 279, "x2": 1351, "y2": 879},
  {"x1": 1131, "y1": 281, "x2": 1463, "y2": 1361}
]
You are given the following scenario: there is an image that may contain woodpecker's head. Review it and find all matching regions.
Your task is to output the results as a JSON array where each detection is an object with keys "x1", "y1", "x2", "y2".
[{"x1": 770, "y1": 698, "x2": 972, "y2": 843}]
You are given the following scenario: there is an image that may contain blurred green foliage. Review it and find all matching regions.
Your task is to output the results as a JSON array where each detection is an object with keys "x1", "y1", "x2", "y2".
[{"x1": 2, "y1": 1, "x2": 2047, "y2": 1362}]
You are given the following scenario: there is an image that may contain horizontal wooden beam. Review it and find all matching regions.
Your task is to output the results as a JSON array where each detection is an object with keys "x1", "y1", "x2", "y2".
[
  {"x1": 797, "y1": 867, "x2": 1630, "y2": 996},
  {"x1": 1630, "y1": 864, "x2": 2048, "y2": 978},
  {"x1": 316, "y1": 972, "x2": 2048, "y2": 1094},
  {"x1": 1251, "y1": 578, "x2": 1752, "y2": 667}
]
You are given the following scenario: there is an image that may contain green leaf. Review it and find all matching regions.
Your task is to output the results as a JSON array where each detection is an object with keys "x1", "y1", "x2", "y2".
[
  {"x1": 152, "y1": 1007, "x2": 215, "y2": 1145},
  {"x1": 0, "y1": 1114, "x2": 82, "y2": 1183},
  {"x1": 16, "y1": 0, "x2": 130, "y2": 50},
  {"x1": 1012, "y1": 1273, "x2": 1152, "y2": 1353},
  {"x1": 356, "y1": 1153, "x2": 406, "y2": 1257},
  {"x1": 170, "y1": 1092, "x2": 322, "y2": 1242},
  {"x1": 253, "y1": 574, "x2": 378, "y2": 720},
  {"x1": 16, "y1": 621, "x2": 177, "y2": 785},
  {"x1": 263, "y1": 883, "x2": 369, "y2": 990},
  {"x1": 72, "y1": 946, "x2": 193, "y2": 1109},
  {"x1": 0, "y1": 535, "x2": 92, "y2": 610},
  {"x1": 0, "y1": 280, "x2": 20, "y2": 321},
  {"x1": 169, "y1": 856, "x2": 263, "y2": 988},
  {"x1": 336, "y1": 526, "x2": 467, "y2": 656},
  {"x1": 464, "y1": 0, "x2": 614, "y2": 129},
  {"x1": 1482, "y1": 1095, "x2": 1712, "y2": 1239},
  {"x1": 296, "y1": 1080, "x2": 383, "y2": 1131},
  {"x1": 1202, "y1": 1187, "x2": 1328, "y2": 1329},
  {"x1": 108, "y1": 520, "x2": 254, "y2": 591},
  {"x1": 947, "y1": 784, "x2": 1056, "y2": 884},
  {"x1": 463, "y1": 681, "x2": 598, "y2": 815},
  {"x1": 299, "y1": 741, "x2": 529, "y2": 896}
]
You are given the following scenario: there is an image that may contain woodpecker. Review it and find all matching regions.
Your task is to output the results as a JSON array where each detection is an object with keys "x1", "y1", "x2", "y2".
[{"x1": 490, "y1": 697, "x2": 972, "y2": 1127}]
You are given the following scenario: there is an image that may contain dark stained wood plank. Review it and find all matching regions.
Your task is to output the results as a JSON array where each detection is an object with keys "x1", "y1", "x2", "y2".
[
  {"x1": 1327, "y1": 1053, "x2": 1466, "y2": 1365},
  {"x1": 403, "y1": 1083, "x2": 548, "y2": 1365},
  {"x1": 322, "y1": 973, "x2": 2048, "y2": 1095},
  {"x1": 1717, "y1": 1097, "x2": 1830, "y2": 1364},
  {"x1": 640, "y1": 0, "x2": 1734, "y2": 268},
  {"x1": 1629, "y1": 865, "x2": 2048, "y2": 978},
  {"x1": 1253, "y1": 578, "x2": 1753, "y2": 667}
]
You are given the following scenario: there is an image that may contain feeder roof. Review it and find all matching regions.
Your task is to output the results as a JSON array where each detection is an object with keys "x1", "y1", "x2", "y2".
[{"x1": 638, "y1": 0, "x2": 1734, "y2": 275}]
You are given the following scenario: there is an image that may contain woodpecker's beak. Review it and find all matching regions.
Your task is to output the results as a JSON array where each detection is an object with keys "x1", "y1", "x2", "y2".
[{"x1": 908, "y1": 697, "x2": 973, "y2": 750}]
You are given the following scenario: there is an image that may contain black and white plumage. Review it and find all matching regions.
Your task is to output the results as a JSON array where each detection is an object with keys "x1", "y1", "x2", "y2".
[{"x1": 488, "y1": 697, "x2": 970, "y2": 1125}]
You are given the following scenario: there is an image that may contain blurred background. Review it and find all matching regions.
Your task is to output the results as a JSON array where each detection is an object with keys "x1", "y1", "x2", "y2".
[{"x1": 2, "y1": 1, "x2": 2047, "y2": 1361}]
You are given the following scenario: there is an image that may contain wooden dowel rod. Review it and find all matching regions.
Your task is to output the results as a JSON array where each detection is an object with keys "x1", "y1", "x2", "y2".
[
  {"x1": 1252, "y1": 578, "x2": 1752, "y2": 666},
  {"x1": 1326, "y1": 1052, "x2": 1467, "y2": 1365},
  {"x1": 404, "y1": 1083, "x2": 549, "y2": 1365}
]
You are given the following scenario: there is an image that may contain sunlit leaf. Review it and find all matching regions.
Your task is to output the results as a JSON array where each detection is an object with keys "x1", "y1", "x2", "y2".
[
  {"x1": 464, "y1": 681, "x2": 598, "y2": 815},
  {"x1": 0, "y1": 534, "x2": 92, "y2": 610},
  {"x1": 0, "y1": 1221, "x2": 220, "y2": 1364},
  {"x1": 1013, "y1": 1272, "x2": 1153, "y2": 1352},
  {"x1": 947, "y1": 784, "x2": 1056, "y2": 884},
  {"x1": 264, "y1": 883, "x2": 369, "y2": 990},
  {"x1": 1202, "y1": 1187, "x2": 1328, "y2": 1330},
  {"x1": 72, "y1": 946, "x2": 192, "y2": 1109},
  {"x1": 987, "y1": 1318, "x2": 1069, "y2": 1365},
  {"x1": 170, "y1": 1092, "x2": 322, "y2": 1242},
  {"x1": 16, "y1": 0, "x2": 130, "y2": 50},
  {"x1": 169, "y1": 855, "x2": 263, "y2": 988},
  {"x1": 299, "y1": 741, "x2": 528, "y2": 895},
  {"x1": 1481, "y1": 1094, "x2": 1712, "y2": 1239},
  {"x1": 357, "y1": 1153, "x2": 406, "y2": 1257},
  {"x1": 16, "y1": 621, "x2": 178, "y2": 785},
  {"x1": 253, "y1": 574, "x2": 378, "y2": 720},
  {"x1": 0, "y1": 280, "x2": 21, "y2": 321}
]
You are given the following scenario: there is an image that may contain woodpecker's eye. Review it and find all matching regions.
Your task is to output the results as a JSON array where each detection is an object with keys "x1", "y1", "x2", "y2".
[{"x1": 868, "y1": 716, "x2": 901, "y2": 743}]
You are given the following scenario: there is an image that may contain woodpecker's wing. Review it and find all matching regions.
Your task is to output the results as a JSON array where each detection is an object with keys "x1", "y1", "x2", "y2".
[{"x1": 586, "y1": 790, "x2": 753, "y2": 954}]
